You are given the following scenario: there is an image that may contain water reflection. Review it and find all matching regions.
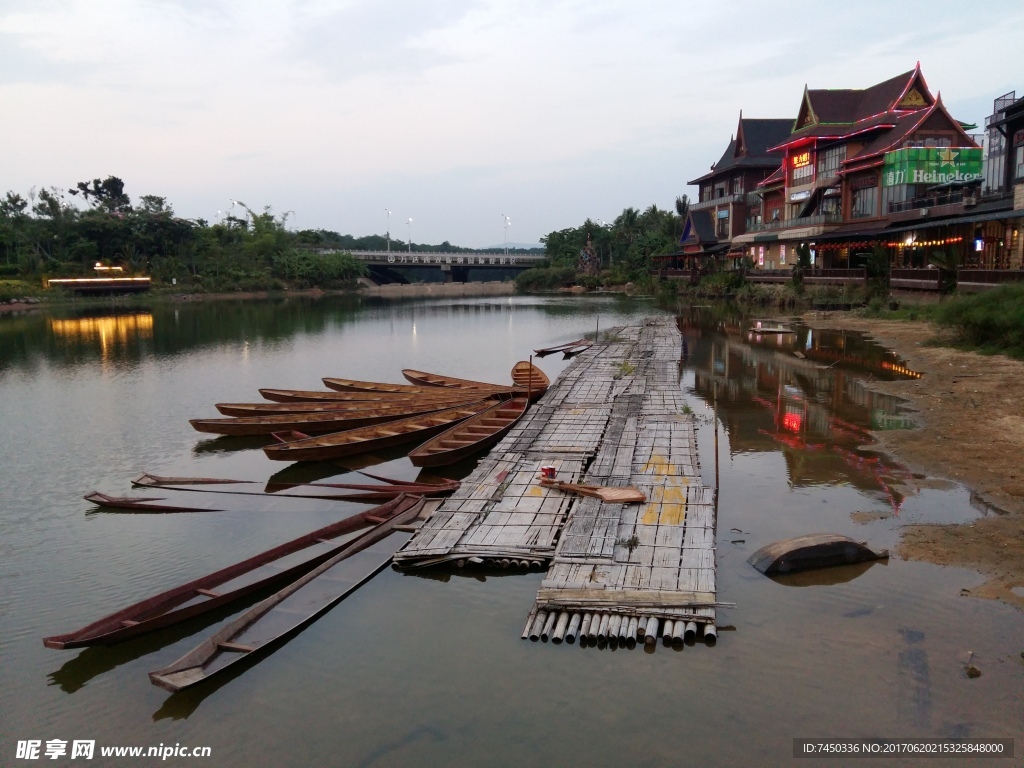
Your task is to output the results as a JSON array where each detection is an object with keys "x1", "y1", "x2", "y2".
[
  {"x1": 681, "y1": 308, "x2": 917, "y2": 514},
  {"x1": 49, "y1": 312, "x2": 154, "y2": 363}
]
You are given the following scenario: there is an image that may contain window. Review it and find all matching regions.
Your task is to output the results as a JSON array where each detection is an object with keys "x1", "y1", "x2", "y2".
[
  {"x1": 732, "y1": 176, "x2": 744, "y2": 195},
  {"x1": 852, "y1": 186, "x2": 878, "y2": 218},
  {"x1": 1016, "y1": 144, "x2": 1024, "y2": 180},
  {"x1": 780, "y1": 244, "x2": 787, "y2": 265},
  {"x1": 716, "y1": 211, "x2": 730, "y2": 239},
  {"x1": 816, "y1": 145, "x2": 844, "y2": 179},
  {"x1": 791, "y1": 163, "x2": 813, "y2": 185}
]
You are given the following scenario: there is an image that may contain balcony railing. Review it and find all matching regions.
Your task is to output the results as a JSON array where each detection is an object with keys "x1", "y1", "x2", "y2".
[
  {"x1": 691, "y1": 194, "x2": 744, "y2": 211},
  {"x1": 745, "y1": 267, "x2": 866, "y2": 286},
  {"x1": 888, "y1": 189, "x2": 975, "y2": 213},
  {"x1": 747, "y1": 212, "x2": 843, "y2": 232}
]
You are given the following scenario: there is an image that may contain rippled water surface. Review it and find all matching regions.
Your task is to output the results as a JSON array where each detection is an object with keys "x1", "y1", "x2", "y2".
[{"x1": 1, "y1": 296, "x2": 1021, "y2": 766}]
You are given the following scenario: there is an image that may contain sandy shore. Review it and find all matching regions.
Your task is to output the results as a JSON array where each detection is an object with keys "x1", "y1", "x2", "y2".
[{"x1": 801, "y1": 312, "x2": 1024, "y2": 610}]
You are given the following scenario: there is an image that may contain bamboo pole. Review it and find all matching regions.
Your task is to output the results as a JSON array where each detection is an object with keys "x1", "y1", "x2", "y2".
[
  {"x1": 529, "y1": 611, "x2": 547, "y2": 641},
  {"x1": 643, "y1": 617, "x2": 659, "y2": 645},
  {"x1": 565, "y1": 613, "x2": 581, "y2": 644},
  {"x1": 579, "y1": 612, "x2": 592, "y2": 639},
  {"x1": 552, "y1": 611, "x2": 570, "y2": 643},
  {"x1": 684, "y1": 621, "x2": 697, "y2": 641},
  {"x1": 626, "y1": 616, "x2": 639, "y2": 642},
  {"x1": 540, "y1": 611, "x2": 557, "y2": 642}
]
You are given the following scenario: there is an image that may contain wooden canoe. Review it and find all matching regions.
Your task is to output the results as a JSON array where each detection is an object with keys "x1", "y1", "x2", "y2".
[
  {"x1": 534, "y1": 338, "x2": 588, "y2": 356},
  {"x1": 511, "y1": 361, "x2": 549, "y2": 397},
  {"x1": 190, "y1": 400, "x2": 482, "y2": 436},
  {"x1": 399, "y1": 369, "x2": 520, "y2": 392},
  {"x1": 216, "y1": 395, "x2": 483, "y2": 417},
  {"x1": 408, "y1": 397, "x2": 528, "y2": 467},
  {"x1": 148, "y1": 496, "x2": 427, "y2": 691},
  {"x1": 561, "y1": 341, "x2": 593, "y2": 358},
  {"x1": 135, "y1": 472, "x2": 459, "y2": 502},
  {"x1": 133, "y1": 474, "x2": 255, "y2": 486},
  {"x1": 45, "y1": 496, "x2": 422, "y2": 650},
  {"x1": 258, "y1": 388, "x2": 496, "y2": 404},
  {"x1": 263, "y1": 400, "x2": 499, "y2": 462},
  {"x1": 324, "y1": 375, "x2": 519, "y2": 396},
  {"x1": 84, "y1": 491, "x2": 222, "y2": 513}
]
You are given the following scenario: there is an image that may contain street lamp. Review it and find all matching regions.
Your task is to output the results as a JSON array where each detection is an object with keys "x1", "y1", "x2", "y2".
[
  {"x1": 229, "y1": 199, "x2": 250, "y2": 228},
  {"x1": 501, "y1": 214, "x2": 511, "y2": 257},
  {"x1": 406, "y1": 218, "x2": 413, "y2": 252},
  {"x1": 385, "y1": 209, "x2": 392, "y2": 252}
]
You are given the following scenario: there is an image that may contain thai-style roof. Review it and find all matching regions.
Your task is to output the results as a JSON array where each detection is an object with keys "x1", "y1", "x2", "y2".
[
  {"x1": 689, "y1": 114, "x2": 793, "y2": 184},
  {"x1": 843, "y1": 95, "x2": 980, "y2": 170},
  {"x1": 770, "y1": 64, "x2": 936, "y2": 150},
  {"x1": 679, "y1": 210, "x2": 718, "y2": 246}
]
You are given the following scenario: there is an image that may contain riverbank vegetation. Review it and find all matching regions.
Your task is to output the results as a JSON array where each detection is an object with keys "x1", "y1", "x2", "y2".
[
  {"x1": 855, "y1": 284, "x2": 1024, "y2": 359},
  {"x1": 0, "y1": 176, "x2": 539, "y2": 299}
]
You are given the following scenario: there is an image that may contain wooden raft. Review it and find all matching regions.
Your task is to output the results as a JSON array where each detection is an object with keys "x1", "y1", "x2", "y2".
[{"x1": 394, "y1": 318, "x2": 721, "y2": 647}]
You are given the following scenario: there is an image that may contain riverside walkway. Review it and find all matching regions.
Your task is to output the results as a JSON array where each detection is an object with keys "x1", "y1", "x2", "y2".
[{"x1": 394, "y1": 317, "x2": 720, "y2": 645}]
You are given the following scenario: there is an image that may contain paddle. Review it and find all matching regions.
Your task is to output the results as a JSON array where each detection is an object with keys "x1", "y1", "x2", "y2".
[{"x1": 539, "y1": 479, "x2": 646, "y2": 503}]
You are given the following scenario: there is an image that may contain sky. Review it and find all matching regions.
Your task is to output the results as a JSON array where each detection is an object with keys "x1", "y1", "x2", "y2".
[{"x1": 3, "y1": 1, "x2": 1024, "y2": 248}]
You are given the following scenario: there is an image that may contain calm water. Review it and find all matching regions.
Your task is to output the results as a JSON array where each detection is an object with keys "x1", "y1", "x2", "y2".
[{"x1": 1, "y1": 295, "x2": 1021, "y2": 767}]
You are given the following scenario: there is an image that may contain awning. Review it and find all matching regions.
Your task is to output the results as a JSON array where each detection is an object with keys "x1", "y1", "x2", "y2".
[
  {"x1": 882, "y1": 207, "x2": 1024, "y2": 236},
  {"x1": 753, "y1": 233, "x2": 779, "y2": 242}
]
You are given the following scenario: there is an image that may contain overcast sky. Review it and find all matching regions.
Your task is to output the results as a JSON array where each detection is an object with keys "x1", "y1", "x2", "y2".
[{"x1": 3, "y1": 1, "x2": 1023, "y2": 247}]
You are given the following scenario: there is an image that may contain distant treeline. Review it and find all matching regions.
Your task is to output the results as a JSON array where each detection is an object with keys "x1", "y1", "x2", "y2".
[
  {"x1": 0, "y1": 175, "x2": 538, "y2": 294},
  {"x1": 515, "y1": 196, "x2": 690, "y2": 291}
]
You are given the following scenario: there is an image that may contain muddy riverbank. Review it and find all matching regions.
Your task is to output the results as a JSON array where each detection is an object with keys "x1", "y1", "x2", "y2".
[{"x1": 801, "y1": 311, "x2": 1024, "y2": 610}]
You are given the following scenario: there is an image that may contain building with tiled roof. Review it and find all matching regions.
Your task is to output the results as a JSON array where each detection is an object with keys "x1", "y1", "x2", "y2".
[
  {"x1": 676, "y1": 114, "x2": 792, "y2": 269},
  {"x1": 730, "y1": 64, "x2": 984, "y2": 270}
]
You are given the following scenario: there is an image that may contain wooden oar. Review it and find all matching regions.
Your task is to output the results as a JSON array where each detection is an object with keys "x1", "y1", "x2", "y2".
[{"x1": 539, "y1": 479, "x2": 646, "y2": 503}]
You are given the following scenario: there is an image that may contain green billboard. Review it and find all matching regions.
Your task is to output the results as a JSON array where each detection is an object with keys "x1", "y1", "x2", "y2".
[{"x1": 882, "y1": 147, "x2": 983, "y2": 187}]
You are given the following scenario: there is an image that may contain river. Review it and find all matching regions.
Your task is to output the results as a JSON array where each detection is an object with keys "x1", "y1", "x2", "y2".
[{"x1": 1, "y1": 294, "x2": 1020, "y2": 766}]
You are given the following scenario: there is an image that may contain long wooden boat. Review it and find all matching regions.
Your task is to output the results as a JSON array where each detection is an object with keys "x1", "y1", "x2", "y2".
[
  {"x1": 263, "y1": 400, "x2": 499, "y2": 462},
  {"x1": 45, "y1": 496, "x2": 423, "y2": 650},
  {"x1": 148, "y1": 496, "x2": 427, "y2": 691},
  {"x1": 133, "y1": 474, "x2": 255, "y2": 486},
  {"x1": 258, "y1": 388, "x2": 495, "y2": 404},
  {"x1": 134, "y1": 472, "x2": 459, "y2": 502},
  {"x1": 324, "y1": 375, "x2": 519, "y2": 396},
  {"x1": 83, "y1": 491, "x2": 221, "y2": 513},
  {"x1": 190, "y1": 399, "x2": 487, "y2": 436},
  {"x1": 511, "y1": 360, "x2": 549, "y2": 397},
  {"x1": 534, "y1": 338, "x2": 587, "y2": 356},
  {"x1": 399, "y1": 369, "x2": 520, "y2": 392},
  {"x1": 136, "y1": 471, "x2": 458, "y2": 495},
  {"x1": 561, "y1": 341, "x2": 593, "y2": 358},
  {"x1": 408, "y1": 397, "x2": 528, "y2": 467},
  {"x1": 216, "y1": 395, "x2": 483, "y2": 417}
]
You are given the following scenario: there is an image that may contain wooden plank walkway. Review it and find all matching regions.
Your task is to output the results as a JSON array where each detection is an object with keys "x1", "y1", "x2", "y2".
[{"x1": 394, "y1": 317, "x2": 720, "y2": 646}]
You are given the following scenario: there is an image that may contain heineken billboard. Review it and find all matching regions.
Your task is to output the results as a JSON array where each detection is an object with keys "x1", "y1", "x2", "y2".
[{"x1": 882, "y1": 146, "x2": 983, "y2": 187}]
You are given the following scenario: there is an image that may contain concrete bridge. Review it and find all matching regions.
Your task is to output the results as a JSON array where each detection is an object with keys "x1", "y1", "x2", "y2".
[{"x1": 317, "y1": 249, "x2": 546, "y2": 284}]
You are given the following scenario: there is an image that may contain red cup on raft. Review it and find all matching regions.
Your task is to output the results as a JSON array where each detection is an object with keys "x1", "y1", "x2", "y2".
[{"x1": 540, "y1": 465, "x2": 557, "y2": 479}]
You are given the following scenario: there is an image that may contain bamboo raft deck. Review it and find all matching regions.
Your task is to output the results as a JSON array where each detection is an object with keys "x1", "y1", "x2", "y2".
[{"x1": 394, "y1": 317, "x2": 721, "y2": 646}]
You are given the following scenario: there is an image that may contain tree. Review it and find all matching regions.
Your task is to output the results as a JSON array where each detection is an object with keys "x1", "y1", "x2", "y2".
[{"x1": 69, "y1": 176, "x2": 132, "y2": 213}]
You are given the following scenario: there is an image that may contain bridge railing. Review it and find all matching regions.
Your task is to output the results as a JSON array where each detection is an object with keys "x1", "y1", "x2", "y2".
[{"x1": 314, "y1": 249, "x2": 545, "y2": 267}]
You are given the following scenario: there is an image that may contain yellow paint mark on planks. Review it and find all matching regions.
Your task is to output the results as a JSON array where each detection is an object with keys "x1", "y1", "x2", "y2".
[{"x1": 641, "y1": 482, "x2": 688, "y2": 526}]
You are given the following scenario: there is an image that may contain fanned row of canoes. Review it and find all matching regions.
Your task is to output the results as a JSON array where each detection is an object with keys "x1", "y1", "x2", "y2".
[
  {"x1": 46, "y1": 495, "x2": 426, "y2": 650},
  {"x1": 190, "y1": 362, "x2": 549, "y2": 466}
]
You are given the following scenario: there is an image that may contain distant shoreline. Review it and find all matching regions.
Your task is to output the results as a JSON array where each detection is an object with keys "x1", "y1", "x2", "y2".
[{"x1": 0, "y1": 281, "x2": 520, "y2": 316}]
